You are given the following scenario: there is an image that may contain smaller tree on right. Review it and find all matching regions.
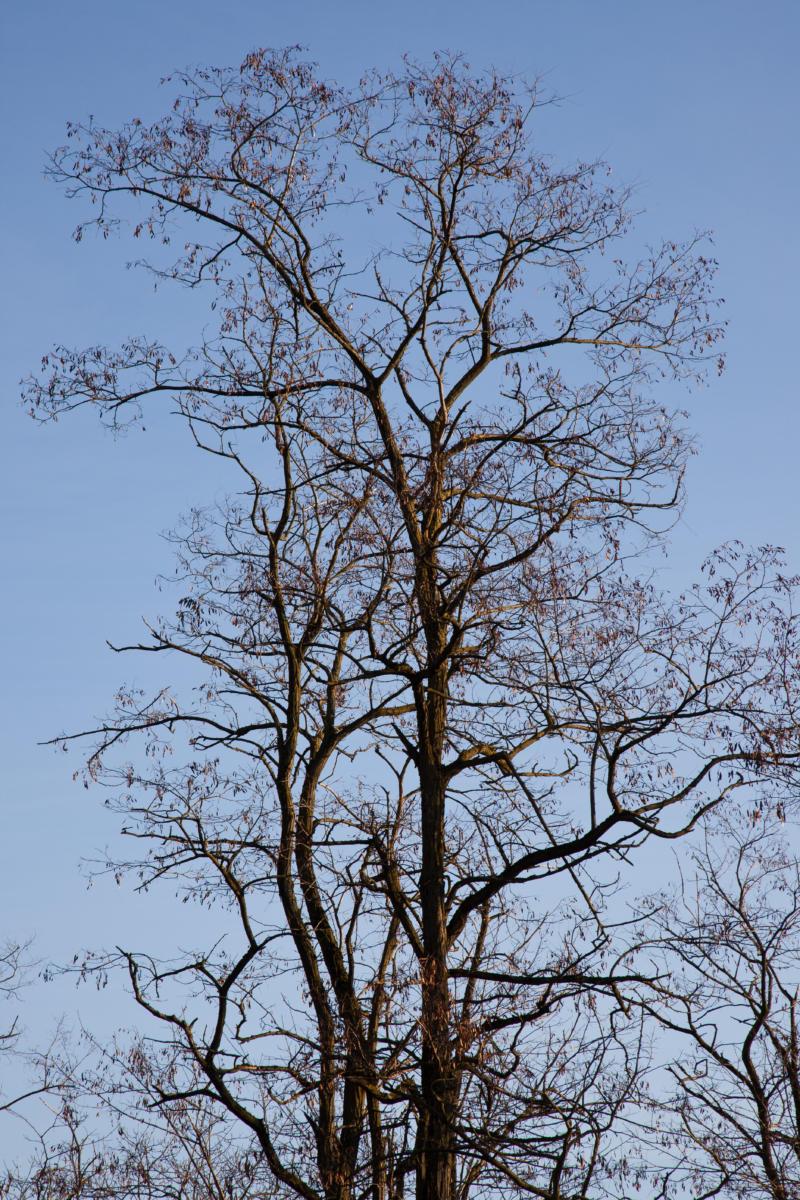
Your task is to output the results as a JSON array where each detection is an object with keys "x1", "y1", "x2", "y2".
[
  {"x1": 649, "y1": 816, "x2": 800, "y2": 1200},
  {"x1": 0, "y1": 944, "x2": 23, "y2": 1053},
  {"x1": 1, "y1": 942, "x2": 30, "y2": 1115}
]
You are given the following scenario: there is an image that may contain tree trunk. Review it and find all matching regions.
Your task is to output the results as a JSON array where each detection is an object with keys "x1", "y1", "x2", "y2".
[{"x1": 416, "y1": 666, "x2": 456, "y2": 1200}]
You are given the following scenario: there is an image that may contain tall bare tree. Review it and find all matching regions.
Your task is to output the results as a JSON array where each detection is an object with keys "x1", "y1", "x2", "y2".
[{"x1": 23, "y1": 50, "x2": 800, "y2": 1200}]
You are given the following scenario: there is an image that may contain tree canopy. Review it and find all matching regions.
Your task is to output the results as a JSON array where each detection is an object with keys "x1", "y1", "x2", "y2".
[{"x1": 15, "y1": 49, "x2": 800, "y2": 1200}]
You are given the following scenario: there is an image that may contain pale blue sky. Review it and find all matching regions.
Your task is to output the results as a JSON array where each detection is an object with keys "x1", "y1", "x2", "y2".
[{"x1": 1, "y1": 0, "x2": 799, "y2": 1116}]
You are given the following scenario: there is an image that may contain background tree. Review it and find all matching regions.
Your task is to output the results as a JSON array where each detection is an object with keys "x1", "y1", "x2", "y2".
[
  {"x1": 0, "y1": 945, "x2": 24, "y2": 1057},
  {"x1": 0, "y1": 944, "x2": 26, "y2": 1117},
  {"x1": 645, "y1": 817, "x2": 800, "y2": 1200},
  {"x1": 1, "y1": 1049, "x2": 267, "y2": 1200},
  {"x1": 22, "y1": 50, "x2": 800, "y2": 1200},
  {"x1": 0, "y1": 943, "x2": 52, "y2": 1122}
]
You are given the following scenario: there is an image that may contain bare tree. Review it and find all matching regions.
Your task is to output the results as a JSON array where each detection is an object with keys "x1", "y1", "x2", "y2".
[
  {"x1": 0, "y1": 1052, "x2": 268, "y2": 1199},
  {"x1": 644, "y1": 817, "x2": 800, "y2": 1200},
  {"x1": 0, "y1": 945, "x2": 23, "y2": 1044},
  {"x1": 22, "y1": 50, "x2": 800, "y2": 1200},
  {"x1": 0, "y1": 944, "x2": 25, "y2": 1087},
  {"x1": 0, "y1": 942, "x2": 50, "y2": 1121}
]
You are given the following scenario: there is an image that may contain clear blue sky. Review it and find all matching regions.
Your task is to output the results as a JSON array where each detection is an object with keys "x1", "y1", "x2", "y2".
[{"x1": 1, "y1": 0, "x2": 798, "y2": 1107}]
